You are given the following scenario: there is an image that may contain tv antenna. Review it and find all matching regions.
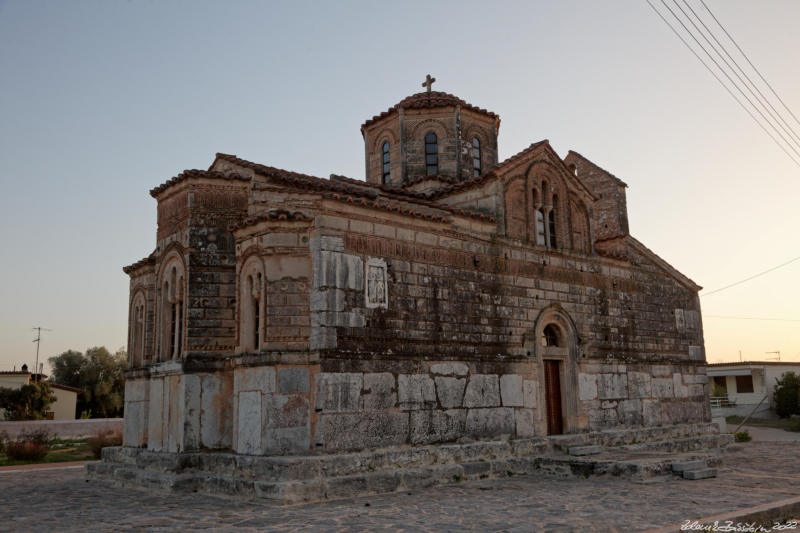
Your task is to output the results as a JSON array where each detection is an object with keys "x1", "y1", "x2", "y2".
[
  {"x1": 765, "y1": 350, "x2": 781, "y2": 361},
  {"x1": 31, "y1": 327, "x2": 52, "y2": 381}
]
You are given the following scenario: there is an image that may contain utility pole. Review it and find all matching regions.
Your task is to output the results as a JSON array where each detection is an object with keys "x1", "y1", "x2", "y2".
[{"x1": 31, "y1": 327, "x2": 52, "y2": 382}]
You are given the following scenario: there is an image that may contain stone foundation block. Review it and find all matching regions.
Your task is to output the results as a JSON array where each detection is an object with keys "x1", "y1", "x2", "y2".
[{"x1": 463, "y1": 375, "x2": 500, "y2": 408}]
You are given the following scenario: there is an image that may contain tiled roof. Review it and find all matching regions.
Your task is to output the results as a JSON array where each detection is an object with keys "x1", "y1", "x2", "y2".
[
  {"x1": 400, "y1": 174, "x2": 459, "y2": 188},
  {"x1": 426, "y1": 141, "x2": 550, "y2": 200},
  {"x1": 123, "y1": 251, "x2": 156, "y2": 274},
  {"x1": 229, "y1": 209, "x2": 313, "y2": 231},
  {"x1": 566, "y1": 150, "x2": 628, "y2": 188},
  {"x1": 214, "y1": 153, "x2": 495, "y2": 224},
  {"x1": 149, "y1": 169, "x2": 251, "y2": 197},
  {"x1": 362, "y1": 91, "x2": 499, "y2": 130},
  {"x1": 50, "y1": 382, "x2": 83, "y2": 393}
]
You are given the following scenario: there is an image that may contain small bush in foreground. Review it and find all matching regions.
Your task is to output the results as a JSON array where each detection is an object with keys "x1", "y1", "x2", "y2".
[
  {"x1": 734, "y1": 430, "x2": 752, "y2": 442},
  {"x1": 788, "y1": 419, "x2": 800, "y2": 433},
  {"x1": 19, "y1": 428, "x2": 54, "y2": 447},
  {"x1": 5, "y1": 441, "x2": 47, "y2": 461},
  {"x1": 87, "y1": 430, "x2": 122, "y2": 458}
]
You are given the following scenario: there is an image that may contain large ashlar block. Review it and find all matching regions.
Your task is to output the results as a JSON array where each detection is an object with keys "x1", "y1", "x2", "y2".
[
  {"x1": 627, "y1": 372, "x2": 652, "y2": 399},
  {"x1": 652, "y1": 378, "x2": 674, "y2": 398},
  {"x1": 398, "y1": 374, "x2": 436, "y2": 410},
  {"x1": 465, "y1": 407, "x2": 514, "y2": 438},
  {"x1": 363, "y1": 373, "x2": 396, "y2": 411},
  {"x1": 316, "y1": 373, "x2": 363, "y2": 412},
  {"x1": 434, "y1": 377, "x2": 466, "y2": 409},
  {"x1": 237, "y1": 390, "x2": 262, "y2": 455},
  {"x1": 147, "y1": 378, "x2": 165, "y2": 451},
  {"x1": 463, "y1": 375, "x2": 501, "y2": 408},
  {"x1": 317, "y1": 412, "x2": 409, "y2": 452},
  {"x1": 597, "y1": 373, "x2": 628, "y2": 400},
  {"x1": 123, "y1": 401, "x2": 148, "y2": 448},
  {"x1": 200, "y1": 374, "x2": 232, "y2": 450},
  {"x1": 673, "y1": 373, "x2": 690, "y2": 398},
  {"x1": 409, "y1": 409, "x2": 466, "y2": 445},
  {"x1": 515, "y1": 408, "x2": 536, "y2": 438},
  {"x1": 235, "y1": 366, "x2": 276, "y2": 394},
  {"x1": 314, "y1": 251, "x2": 363, "y2": 290},
  {"x1": 578, "y1": 373, "x2": 598, "y2": 401},
  {"x1": 430, "y1": 362, "x2": 468, "y2": 376},
  {"x1": 278, "y1": 367, "x2": 310, "y2": 394},
  {"x1": 523, "y1": 380, "x2": 537, "y2": 408},
  {"x1": 500, "y1": 375, "x2": 523, "y2": 407}
]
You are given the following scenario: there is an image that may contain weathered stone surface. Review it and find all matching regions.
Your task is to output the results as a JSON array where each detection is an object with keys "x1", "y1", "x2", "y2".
[
  {"x1": 316, "y1": 373, "x2": 362, "y2": 412},
  {"x1": 278, "y1": 368, "x2": 309, "y2": 394},
  {"x1": 617, "y1": 399, "x2": 643, "y2": 426},
  {"x1": 465, "y1": 408, "x2": 514, "y2": 438},
  {"x1": 235, "y1": 366, "x2": 276, "y2": 394},
  {"x1": 578, "y1": 373, "x2": 598, "y2": 401},
  {"x1": 362, "y1": 373, "x2": 396, "y2": 411},
  {"x1": 398, "y1": 374, "x2": 436, "y2": 410},
  {"x1": 499, "y1": 375, "x2": 523, "y2": 407},
  {"x1": 435, "y1": 377, "x2": 466, "y2": 409},
  {"x1": 523, "y1": 380, "x2": 537, "y2": 408},
  {"x1": 237, "y1": 391, "x2": 262, "y2": 454},
  {"x1": 430, "y1": 363, "x2": 469, "y2": 376},
  {"x1": 597, "y1": 373, "x2": 628, "y2": 400},
  {"x1": 673, "y1": 373, "x2": 690, "y2": 398},
  {"x1": 463, "y1": 375, "x2": 500, "y2": 408},
  {"x1": 652, "y1": 378, "x2": 674, "y2": 398},
  {"x1": 627, "y1": 372, "x2": 652, "y2": 399},
  {"x1": 515, "y1": 408, "x2": 536, "y2": 438},
  {"x1": 409, "y1": 409, "x2": 466, "y2": 445},
  {"x1": 317, "y1": 413, "x2": 409, "y2": 451},
  {"x1": 263, "y1": 426, "x2": 310, "y2": 455}
]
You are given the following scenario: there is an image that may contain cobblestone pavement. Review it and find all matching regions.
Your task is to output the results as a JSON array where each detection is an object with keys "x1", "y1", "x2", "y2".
[{"x1": 1, "y1": 442, "x2": 798, "y2": 533}]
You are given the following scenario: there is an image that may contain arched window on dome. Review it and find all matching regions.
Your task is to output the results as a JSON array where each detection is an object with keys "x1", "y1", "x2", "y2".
[
  {"x1": 472, "y1": 137, "x2": 481, "y2": 177},
  {"x1": 425, "y1": 132, "x2": 438, "y2": 175},
  {"x1": 381, "y1": 141, "x2": 391, "y2": 184}
]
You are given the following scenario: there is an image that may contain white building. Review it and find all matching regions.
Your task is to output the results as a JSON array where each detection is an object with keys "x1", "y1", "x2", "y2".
[{"x1": 707, "y1": 361, "x2": 800, "y2": 419}]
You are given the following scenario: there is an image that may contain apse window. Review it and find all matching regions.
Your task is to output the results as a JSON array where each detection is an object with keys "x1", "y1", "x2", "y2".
[
  {"x1": 472, "y1": 137, "x2": 481, "y2": 177},
  {"x1": 382, "y1": 142, "x2": 390, "y2": 184}
]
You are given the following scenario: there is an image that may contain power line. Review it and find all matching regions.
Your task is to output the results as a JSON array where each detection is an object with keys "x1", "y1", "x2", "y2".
[
  {"x1": 701, "y1": 254, "x2": 800, "y2": 297},
  {"x1": 699, "y1": 0, "x2": 800, "y2": 129},
  {"x1": 660, "y1": 0, "x2": 800, "y2": 161},
  {"x1": 645, "y1": 0, "x2": 800, "y2": 167},
  {"x1": 678, "y1": 0, "x2": 800, "y2": 149},
  {"x1": 705, "y1": 315, "x2": 800, "y2": 322}
]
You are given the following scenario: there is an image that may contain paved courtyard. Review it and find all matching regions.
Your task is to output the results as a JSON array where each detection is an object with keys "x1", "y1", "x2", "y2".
[{"x1": 1, "y1": 437, "x2": 799, "y2": 532}]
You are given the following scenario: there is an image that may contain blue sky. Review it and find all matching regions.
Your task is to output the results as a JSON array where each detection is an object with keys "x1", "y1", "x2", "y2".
[{"x1": 1, "y1": 0, "x2": 798, "y2": 371}]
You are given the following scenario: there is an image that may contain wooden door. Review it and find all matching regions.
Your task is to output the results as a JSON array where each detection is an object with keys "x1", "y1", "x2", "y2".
[{"x1": 544, "y1": 359, "x2": 563, "y2": 435}]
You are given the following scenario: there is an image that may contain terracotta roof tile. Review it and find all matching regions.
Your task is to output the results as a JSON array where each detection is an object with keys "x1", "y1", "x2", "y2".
[
  {"x1": 149, "y1": 169, "x2": 250, "y2": 198},
  {"x1": 229, "y1": 209, "x2": 313, "y2": 232},
  {"x1": 214, "y1": 153, "x2": 495, "y2": 223},
  {"x1": 362, "y1": 91, "x2": 499, "y2": 130},
  {"x1": 123, "y1": 251, "x2": 156, "y2": 274}
]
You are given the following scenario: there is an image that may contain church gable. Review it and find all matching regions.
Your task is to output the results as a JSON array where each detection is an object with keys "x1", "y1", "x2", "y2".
[{"x1": 497, "y1": 142, "x2": 594, "y2": 253}]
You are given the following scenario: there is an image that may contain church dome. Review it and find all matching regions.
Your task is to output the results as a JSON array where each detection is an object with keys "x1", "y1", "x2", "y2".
[{"x1": 361, "y1": 91, "x2": 499, "y2": 130}]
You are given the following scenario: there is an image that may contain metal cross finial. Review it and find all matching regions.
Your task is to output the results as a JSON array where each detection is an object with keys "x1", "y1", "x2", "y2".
[{"x1": 422, "y1": 74, "x2": 436, "y2": 94}]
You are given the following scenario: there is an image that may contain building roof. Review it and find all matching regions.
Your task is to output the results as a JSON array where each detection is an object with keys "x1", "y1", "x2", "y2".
[
  {"x1": 566, "y1": 150, "x2": 629, "y2": 188},
  {"x1": 122, "y1": 251, "x2": 156, "y2": 274},
  {"x1": 149, "y1": 169, "x2": 251, "y2": 198},
  {"x1": 212, "y1": 153, "x2": 496, "y2": 225},
  {"x1": 361, "y1": 91, "x2": 499, "y2": 130},
  {"x1": 49, "y1": 382, "x2": 83, "y2": 394}
]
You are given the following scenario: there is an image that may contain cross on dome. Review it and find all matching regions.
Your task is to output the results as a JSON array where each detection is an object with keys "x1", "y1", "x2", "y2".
[{"x1": 422, "y1": 74, "x2": 436, "y2": 94}]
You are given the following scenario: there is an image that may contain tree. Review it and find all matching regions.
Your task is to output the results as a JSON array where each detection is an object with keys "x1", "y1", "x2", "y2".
[
  {"x1": 48, "y1": 346, "x2": 127, "y2": 418},
  {"x1": 0, "y1": 381, "x2": 55, "y2": 421},
  {"x1": 773, "y1": 371, "x2": 800, "y2": 418}
]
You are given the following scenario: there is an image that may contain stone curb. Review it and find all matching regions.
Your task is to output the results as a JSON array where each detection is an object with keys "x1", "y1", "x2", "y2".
[{"x1": 644, "y1": 494, "x2": 800, "y2": 533}]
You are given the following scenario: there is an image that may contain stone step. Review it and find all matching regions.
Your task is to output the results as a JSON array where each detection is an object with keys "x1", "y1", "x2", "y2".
[
  {"x1": 617, "y1": 434, "x2": 730, "y2": 454},
  {"x1": 568, "y1": 445, "x2": 603, "y2": 456},
  {"x1": 671, "y1": 460, "x2": 707, "y2": 473},
  {"x1": 682, "y1": 468, "x2": 717, "y2": 480}
]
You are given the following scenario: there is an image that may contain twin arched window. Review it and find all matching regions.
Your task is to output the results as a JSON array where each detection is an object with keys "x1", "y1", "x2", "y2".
[
  {"x1": 382, "y1": 142, "x2": 390, "y2": 184},
  {"x1": 472, "y1": 137, "x2": 481, "y2": 177},
  {"x1": 130, "y1": 292, "x2": 146, "y2": 367},
  {"x1": 240, "y1": 259, "x2": 265, "y2": 353},
  {"x1": 159, "y1": 261, "x2": 185, "y2": 361},
  {"x1": 534, "y1": 182, "x2": 558, "y2": 250},
  {"x1": 425, "y1": 132, "x2": 438, "y2": 175}
]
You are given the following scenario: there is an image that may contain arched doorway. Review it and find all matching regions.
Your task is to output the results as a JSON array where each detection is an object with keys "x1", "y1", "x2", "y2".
[{"x1": 526, "y1": 305, "x2": 582, "y2": 435}]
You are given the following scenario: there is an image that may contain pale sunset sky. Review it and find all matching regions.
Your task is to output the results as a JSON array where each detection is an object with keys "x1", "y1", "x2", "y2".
[{"x1": 0, "y1": 0, "x2": 798, "y2": 372}]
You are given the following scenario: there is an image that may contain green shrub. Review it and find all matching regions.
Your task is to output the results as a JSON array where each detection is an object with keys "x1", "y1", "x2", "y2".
[
  {"x1": 87, "y1": 429, "x2": 122, "y2": 459},
  {"x1": 734, "y1": 430, "x2": 752, "y2": 442},
  {"x1": 5, "y1": 441, "x2": 47, "y2": 461},
  {"x1": 788, "y1": 419, "x2": 800, "y2": 433},
  {"x1": 774, "y1": 372, "x2": 800, "y2": 418}
]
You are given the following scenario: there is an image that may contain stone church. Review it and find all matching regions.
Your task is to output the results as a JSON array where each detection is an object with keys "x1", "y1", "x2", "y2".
[{"x1": 102, "y1": 81, "x2": 718, "y2": 499}]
